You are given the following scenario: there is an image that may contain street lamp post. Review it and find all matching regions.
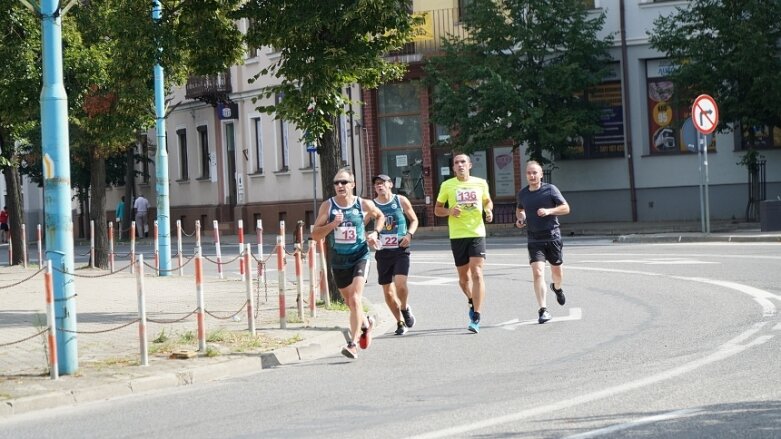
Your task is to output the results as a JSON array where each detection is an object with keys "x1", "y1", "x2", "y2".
[
  {"x1": 36, "y1": 0, "x2": 78, "y2": 374},
  {"x1": 153, "y1": 0, "x2": 171, "y2": 275}
]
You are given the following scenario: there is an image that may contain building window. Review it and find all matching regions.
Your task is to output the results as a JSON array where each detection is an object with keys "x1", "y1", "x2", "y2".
[
  {"x1": 378, "y1": 82, "x2": 422, "y2": 149},
  {"x1": 246, "y1": 19, "x2": 262, "y2": 59},
  {"x1": 198, "y1": 125, "x2": 210, "y2": 178},
  {"x1": 737, "y1": 125, "x2": 781, "y2": 151},
  {"x1": 252, "y1": 117, "x2": 264, "y2": 174},
  {"x1": 377, "y1": 81, "x2": 424, "y2": 200},
  {"x1": 458, "y1": 0, "x2": 473, "y2": 21},
  {"x1": 562, "y1": 80, "x2": 626, "y2": 159},
  {"x1": 275, "y1": 93, "x2": 290, "y2": 172},
  {"x1": 177, "y1": 129, "x2": 189, "y2": 180}
]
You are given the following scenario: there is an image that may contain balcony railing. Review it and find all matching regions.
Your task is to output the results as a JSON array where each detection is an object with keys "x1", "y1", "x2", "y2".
[
  {"x1": 185, "y1": 71, "x2": 232, "y2": 104},
  {"x1": 387, "y1": 8, "x2": 469, "y2": 60}
]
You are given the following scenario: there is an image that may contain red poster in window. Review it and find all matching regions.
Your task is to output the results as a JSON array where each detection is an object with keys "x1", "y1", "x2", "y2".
[{"x1": 648, "y1": 79, "x2": 682, "y2": 154}]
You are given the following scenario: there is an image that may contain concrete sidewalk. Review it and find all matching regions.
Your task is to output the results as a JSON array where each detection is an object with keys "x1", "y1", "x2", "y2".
[
  {"x1": 1, "y1": 219, "x2": 778, "y2": 420},
  {"x1": 0, "y1": 260, "x2": 392, "y2": 420}
]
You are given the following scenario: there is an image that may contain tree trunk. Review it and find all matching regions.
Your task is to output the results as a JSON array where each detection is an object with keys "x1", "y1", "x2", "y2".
[
  {"x1": 4, "y1": 167, "x2": 25, "y2": 265},
  {"x1": 89, "y1": 155, "x2": 109, "y2": 269},
  {"x1": 318, "y1": 121, "x2": 344, "y2": 303}
]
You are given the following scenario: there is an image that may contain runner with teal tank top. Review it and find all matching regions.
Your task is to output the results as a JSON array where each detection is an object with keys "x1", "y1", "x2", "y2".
[
  {"x1": 434, "y1": 153, "x2": 494, "y2": 334},
  {"x1": 312, "y1": 169, "x2": 385, "y2": 359},
  {"x1": 372, "y1": 174, "x2": 419, "y2": 336}
]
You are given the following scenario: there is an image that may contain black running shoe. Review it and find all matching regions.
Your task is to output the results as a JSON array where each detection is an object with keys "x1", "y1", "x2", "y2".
[
  {"x1": 551, "y1": 283, "x2": 566, "y2": 306},
  {"x1": 394, "y1": 321, "x2": 408, "y2": 335},
  {"x1": 341, "y1": 342, "x2": 358, "y2": 359},
  {"x1": 401, "y1": 306, "x2": 416, "y2": 328},
  {"x1": 538, "y1": 307, "x2": 551, "y2": 324}
]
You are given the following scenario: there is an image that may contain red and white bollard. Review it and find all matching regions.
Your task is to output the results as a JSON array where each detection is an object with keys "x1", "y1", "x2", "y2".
[
  {"x1": 256, "y1": 219, "x2": 264, "y2": 284},
  {"x1": 108, "y1": 221, "x2": 115, "y2": 273},
  {"x1": 195, "y1": 220, "x2": 202, "y2": 256},
  {"x1": 295, "y1": 241, "x2": 304, "y2": 320},
  {"x1": 136, "y1": 254, "x2": 148, "y2": 366},
  {"x1": 308, "y1": 238, "x2": 317, "y2": 318},
  {"x1": 237, "y1": 219, "x2": 245, "y2": 281},
  {"x1": 244, "y1": 244, "x2": 255, "y2": 335},
  {"x1": 37, "y1": 224, "x2": 43, "y2": 268},
  {"x1": 176, "y1": 219, "x2": 183, "y2": 276},
  {"x1": 195, "y1": 248, "x2": 206, "y2": 352},
  {"x1": 318, "y1": 239, "x2": 330, "y2": 307},
  {"x1": 44, "y1": 260, "x2": 58, "y2": 380},
  {"x1": 213, "y1": 220, "x2": 223, "y2": 279},
  {"x1": 277, "y1": 236, "x2": 286, "y2": 329},
  {"x1": 130, "y1": 221, "x2": 136, "y2": 274}
]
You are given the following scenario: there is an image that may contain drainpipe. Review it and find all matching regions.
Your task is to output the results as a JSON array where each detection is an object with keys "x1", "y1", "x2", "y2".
[{"x1": 620, "y1": 0, "x2": 638, "y2": 222}]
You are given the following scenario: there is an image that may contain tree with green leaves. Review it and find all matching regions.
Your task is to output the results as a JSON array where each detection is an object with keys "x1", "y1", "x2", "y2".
[
  {"x1": 231, "y1": 0, "x2": 417, "y2": 302},
  {"x1": 648, "y1": 0, "x2": 781, "y2": 167},
  {"x1": 3, "y1": 1, "x2": 245, "y2": 268},
  {"x1": 425, "y1": 0, "x2": 613, "y2": 167},
  {"x1": 232, "y1": 0, "x2": 417, "y2": 198},
  {"x1": 0, "y1": 1, "x2": 48, "y2": 264},
  {"x1": 65, "y1": 0, "x2": 245, "y2": 268}
]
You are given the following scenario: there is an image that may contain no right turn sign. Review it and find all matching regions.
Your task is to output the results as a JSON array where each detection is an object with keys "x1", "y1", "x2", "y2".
[{"x1": 692, "y1": 94, "x2": 719, "y2": 135}]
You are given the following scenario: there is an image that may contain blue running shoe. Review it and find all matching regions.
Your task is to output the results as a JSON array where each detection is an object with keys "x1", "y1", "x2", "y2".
[
  {"x1": 468, "y1": 305, "x2": 475, "y2": 321},
  {"x1": 468, "y1": 320, "x2": 480, "y2": 333}
]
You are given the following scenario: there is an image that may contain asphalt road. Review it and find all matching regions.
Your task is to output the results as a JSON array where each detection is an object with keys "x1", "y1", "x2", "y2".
[{"x1": 2, "y1": 238, "x2": 779, "y2": 438}]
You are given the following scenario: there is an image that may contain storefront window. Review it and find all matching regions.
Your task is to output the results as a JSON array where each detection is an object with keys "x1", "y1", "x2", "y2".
[{"x1": 646, "y1": 59, "x2": 712, "y2": 155}]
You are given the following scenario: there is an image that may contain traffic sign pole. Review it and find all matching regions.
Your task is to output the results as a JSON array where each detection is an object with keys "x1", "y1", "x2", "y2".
[{"x1": 692, "y1": 94, "x2": 718, "y2": 234}]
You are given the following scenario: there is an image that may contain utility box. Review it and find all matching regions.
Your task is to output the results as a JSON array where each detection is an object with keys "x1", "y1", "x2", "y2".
[{"x1": 760, "y1": 200, "x2": 781, "y2": 232}]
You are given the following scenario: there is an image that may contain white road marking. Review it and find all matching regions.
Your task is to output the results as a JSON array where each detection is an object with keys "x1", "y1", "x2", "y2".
[
  {"x1": 410, "y1": 327, "x2": 773, "y2": 439},
  {"x1": 578, "y1": 258, "x2": 718, "y2": 265},
  {"x1": 408, "y1": 278, "x2": 459, "y2": 286},
  {"x1": 496, "y1": 308, "x2": 582, "y2": 330},
  {"x1": 566, "y1": 266, "x2": 780, "y2": 316},
  {"x1": 672, "y1": 277, "x2": 778, "y2": 317},
  {"x1": 562, "y1": 408, "x2": 704, "y2": 439}
]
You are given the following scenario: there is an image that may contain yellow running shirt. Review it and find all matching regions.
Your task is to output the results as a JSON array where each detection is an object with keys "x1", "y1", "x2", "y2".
[{"x1": 436, "y1": 176, "x2": 490, "y2": 239}]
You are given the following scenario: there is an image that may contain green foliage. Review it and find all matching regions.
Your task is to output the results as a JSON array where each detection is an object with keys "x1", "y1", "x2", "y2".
[
  {"x1": 232, "y1": 0, "x2": 418, "y2": 143},
  {"x1": 648, "y1": 0, "x2": 781, "y2": 137},
  {"x1": 424, "y1": 0, "x2": 613, "y2": 165}
]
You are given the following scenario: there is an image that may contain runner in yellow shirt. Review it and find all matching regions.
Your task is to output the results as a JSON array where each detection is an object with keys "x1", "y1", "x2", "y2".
[{"x1": 434, "y1": 153, "x2": 493, "y2": 333}]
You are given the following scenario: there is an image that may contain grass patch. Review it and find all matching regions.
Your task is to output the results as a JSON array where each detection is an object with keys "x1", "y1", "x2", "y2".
[
  {"x1": 325, "y1": 301, "x2": 349, "y2": 312},
  {"x1": 146, "y1": 328, "x2": 301, "y2": 355},
  {"x1": 89, "y1": 357, "x2": 139, "y2": 370},
  {"x1": 152, "y1": 329, "x2": 169, "y2": 344},
  {"x1": 286, "y1": 314, "x2": 304, "y2": 324}
]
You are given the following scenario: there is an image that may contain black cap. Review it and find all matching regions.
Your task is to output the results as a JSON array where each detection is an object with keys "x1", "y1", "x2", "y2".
[{"x1": 373, "y1": 174, "x2": 392, "y2": 183}]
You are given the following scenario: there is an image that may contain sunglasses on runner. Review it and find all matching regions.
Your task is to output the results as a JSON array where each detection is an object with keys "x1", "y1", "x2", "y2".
[{"x1": 333, "y1": 180, "x2": 352, "y2": 186}]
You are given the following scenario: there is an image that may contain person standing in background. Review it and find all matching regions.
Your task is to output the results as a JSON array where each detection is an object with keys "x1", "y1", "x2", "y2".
[
  {"x1": 133, "y1": 194, "x2": 150, "y2": 238},
  {"x1": 515, "y1": 160, "x2": 570, "y2": 324},
  {"x1": 115, "y1": 196, "x2": 125, "y2": 240},
  {"x1": 0, "y1": 206, "x2": 8, "y2": 243},
  {"x1": 372, "y1": 174, "x2": 419, "y2": 336},
  {"x1": 434, "y1": 153, "x2": 494, "y2": 334}
]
